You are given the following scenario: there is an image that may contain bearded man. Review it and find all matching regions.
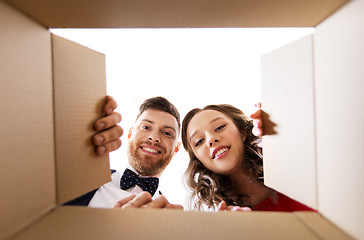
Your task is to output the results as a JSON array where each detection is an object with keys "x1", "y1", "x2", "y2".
[{"x1": 65, "y1": 96, "x2": 181, "y2": 208}]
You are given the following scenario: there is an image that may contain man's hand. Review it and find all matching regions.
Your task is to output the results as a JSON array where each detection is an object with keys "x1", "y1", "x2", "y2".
[
  {"x1": 113, "y1": 192, "x2": 183, "y2": 210},
  {"x1": 93, "y1": 96, "x2": 123, "y2": 155}
]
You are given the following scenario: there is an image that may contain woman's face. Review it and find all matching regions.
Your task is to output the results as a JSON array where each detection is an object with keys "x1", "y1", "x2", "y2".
[{"x1": 186, "y1": 109, "x2": 245, "y2": 175}]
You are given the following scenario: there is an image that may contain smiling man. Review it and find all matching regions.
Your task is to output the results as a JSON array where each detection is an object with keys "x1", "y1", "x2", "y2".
[
  {"x1": 127, "y1": 108, "x2": 180, "y2": 177},
  {"x1": 66, "y1": 96, "x2": 181, "y2": 208}
]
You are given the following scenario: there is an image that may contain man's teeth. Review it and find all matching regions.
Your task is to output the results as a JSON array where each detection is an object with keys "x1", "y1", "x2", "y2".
[
  {"x1": 143, "y1": 147, "x2": 158, "y2": 153},
  {"x1": 215, "y1": 148, "x2": 228, "y2": 158}
]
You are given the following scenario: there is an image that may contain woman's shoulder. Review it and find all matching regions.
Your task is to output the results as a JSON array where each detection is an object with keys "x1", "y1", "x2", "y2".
[{"x1": 252, "y1": 190, "x2": 317, "y2": 212}]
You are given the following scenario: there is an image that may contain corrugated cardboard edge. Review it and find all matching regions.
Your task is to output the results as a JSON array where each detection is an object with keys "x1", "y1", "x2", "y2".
[{"x1": 293, "y1": 212, "x2": 354, "y2": 239}]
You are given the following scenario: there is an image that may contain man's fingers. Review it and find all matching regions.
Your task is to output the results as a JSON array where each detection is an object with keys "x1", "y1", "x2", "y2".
[
  {"x1": 93, "y1": 125, "x2": 124, "y2": 146},
  {"x1": 94, "y1": 112, "x2": 122, "y2": 131},
  {"x1": 165, "y1": 203, "x2": 184, "y2": 209},
  {"x1": 142, "y1": 195, "x2": 169, "y2": 209},
  {"x1": 113, "y1": 194, "x2": 137, "y2": 208},
  {"x1": 122, "y1": 192, "x2": 153, "y2": 208},
  {"x1": 142, "y1": 195, "x2": 183, "y2": 209},
  {"x1": 96, "y1": 139, "x2": 122, "y2": 155},
  {"x1": 104, "y1": 96, "x2": 118, "y2": 115},
  {"x1": 114, "y1": 192, "x2": 183, "y2": 210}
]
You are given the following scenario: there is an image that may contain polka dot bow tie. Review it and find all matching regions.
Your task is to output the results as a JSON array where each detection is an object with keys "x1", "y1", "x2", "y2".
[{"x1": 120, "y1": 168, "x2": 159, "y2": 196}]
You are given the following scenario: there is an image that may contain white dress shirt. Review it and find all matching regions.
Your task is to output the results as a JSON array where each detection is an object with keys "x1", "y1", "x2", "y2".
[{"x1": 88, "y1": 166, "x2": 161, "y2": 208}]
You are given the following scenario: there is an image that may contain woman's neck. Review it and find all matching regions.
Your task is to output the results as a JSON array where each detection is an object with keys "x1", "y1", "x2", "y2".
[{"x1": 228, "y1": 169, "x2": 273, "y2": 206}]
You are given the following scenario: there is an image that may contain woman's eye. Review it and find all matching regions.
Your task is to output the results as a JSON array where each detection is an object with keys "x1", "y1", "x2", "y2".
[
  {"x1": 215, "y1": 124, "x2": 226, "y2": 132},
  {"x1": 195, "y1": 139, "x2": 203, "y2": 147}
]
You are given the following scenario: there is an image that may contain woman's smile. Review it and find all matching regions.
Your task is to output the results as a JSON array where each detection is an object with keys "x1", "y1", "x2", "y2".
[{"x1": 212, "y1": 145, "x2": 231, "y2": 159}]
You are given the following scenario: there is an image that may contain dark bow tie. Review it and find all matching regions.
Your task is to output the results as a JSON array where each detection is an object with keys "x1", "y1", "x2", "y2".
[{"x1": 120, "y1": 168, "x2": 159, "y2": 196}]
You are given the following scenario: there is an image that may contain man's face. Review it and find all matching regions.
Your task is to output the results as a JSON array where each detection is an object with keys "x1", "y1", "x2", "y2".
[{"x1": 127, "y1": 109, "x2": 180, "y2": 177}]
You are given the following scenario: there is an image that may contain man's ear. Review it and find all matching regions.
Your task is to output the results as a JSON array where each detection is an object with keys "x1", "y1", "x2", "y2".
[
  {"x1": 173, "y1": 142, "x2": 181, "y2": 156},
  {"x1": 128, "y1": 127, "x2": 133, "y2": 139}
]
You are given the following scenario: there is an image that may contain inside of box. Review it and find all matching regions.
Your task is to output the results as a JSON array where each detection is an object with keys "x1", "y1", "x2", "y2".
[{"x1": 2, "y1": 0, "x2": 363, "y2": 239}]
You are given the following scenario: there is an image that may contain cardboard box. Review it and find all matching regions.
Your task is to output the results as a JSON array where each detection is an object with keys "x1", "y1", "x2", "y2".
[{"x1": 1, "y1": 0, "x2": 362, "y2": 239}]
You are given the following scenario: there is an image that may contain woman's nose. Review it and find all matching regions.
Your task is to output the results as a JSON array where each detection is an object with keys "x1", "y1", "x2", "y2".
[{"x1": 209, "y1": 138, "x2": 219, "y2": 147}]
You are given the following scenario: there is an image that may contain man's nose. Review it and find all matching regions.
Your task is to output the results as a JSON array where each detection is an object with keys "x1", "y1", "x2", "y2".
[{"x1": 148, "y1": 131, "x2": 160, "y2": 143}]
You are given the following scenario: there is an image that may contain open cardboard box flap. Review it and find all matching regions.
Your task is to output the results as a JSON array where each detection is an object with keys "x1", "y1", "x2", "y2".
[
  {"x1": 1, "y1": 3, "x2": 110, "y2": 238},
  {"x1": 52, "y1": 34, "x2": 111, "y2": 204},
  {"x1": 4, "y1": 0, "x2": 349, "y2": 28},
  {"x1": 1, "y1": 0, "x2": 362, "y2": 239},
  {"x1": 11, "y1": 207, "x2": 352, "y2": 240}
]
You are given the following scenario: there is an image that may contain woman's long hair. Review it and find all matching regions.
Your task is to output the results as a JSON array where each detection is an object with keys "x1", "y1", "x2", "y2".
[{"x1": 181, "y1": 104, "x2": 263, "y2": 210}]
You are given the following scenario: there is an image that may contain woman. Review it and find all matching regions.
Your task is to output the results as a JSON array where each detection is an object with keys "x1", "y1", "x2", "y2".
[{"x1": 182, "y1": 104, "x2": 315, "y2": 212}]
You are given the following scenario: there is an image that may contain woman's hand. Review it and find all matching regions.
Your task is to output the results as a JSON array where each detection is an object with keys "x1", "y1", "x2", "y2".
[
  {"x1": 250, "y1": 102, "x2": 277, "y2": 140},
  {"x1": 250, "y1": 103, "x2": 263, "y2": 138},
  {"x1": 93, "y1": 96, "x2": 123, "y2": 155},
  {"x1": 218, "y1": 201, "x2": 252, "y2": 212}
]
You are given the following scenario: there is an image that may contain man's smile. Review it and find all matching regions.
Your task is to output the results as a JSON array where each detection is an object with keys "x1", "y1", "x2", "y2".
[{"x1": 140, "y1": 145, "x2": 162, "y2": 155}]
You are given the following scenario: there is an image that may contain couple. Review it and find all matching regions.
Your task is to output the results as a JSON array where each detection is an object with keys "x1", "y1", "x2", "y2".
[{"x1": 70, "y1": 96, "x2": 315, "y2": 212}]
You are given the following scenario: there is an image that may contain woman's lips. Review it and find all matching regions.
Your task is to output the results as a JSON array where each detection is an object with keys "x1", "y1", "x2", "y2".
[{"x1": 212, "y1": 145, "x2": 231, "y2": 159}]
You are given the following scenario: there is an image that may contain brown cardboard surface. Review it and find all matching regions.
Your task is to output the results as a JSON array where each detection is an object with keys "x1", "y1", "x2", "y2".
[
  {"x1": 261, "y1": 35, "x2": 317, "y2": 209},
  {"x1": 1, "y1": 1, "x2": 361, "y2": 240},
  {"x1": 11, "y1": 207, "x2": 346, "y2": 240},
  {"x1": 52, "y1": 34, "x2": 111, "y2": 204},
  {"x1": 314, "y1": 1, "x2": 364, "y2": 239},
  {"x1": 4, "y1": 0, "x2": 349, "y2": 28},
  {"x1": 294, "y1": 212, "x2": 353, "y2": 240},
  {"x1": 0, "y1": 2, "x2": 54, "y2": 240}
]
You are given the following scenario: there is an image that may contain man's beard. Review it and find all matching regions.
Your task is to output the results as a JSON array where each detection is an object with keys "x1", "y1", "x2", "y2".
[{"x1": 127, "y1": 140, "x2": 173, "y2": 176}]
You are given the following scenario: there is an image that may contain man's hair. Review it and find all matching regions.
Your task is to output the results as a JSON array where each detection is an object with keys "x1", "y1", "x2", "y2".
[{"x1": 136, "y1": 96, "x2": 181, "y2": 130}]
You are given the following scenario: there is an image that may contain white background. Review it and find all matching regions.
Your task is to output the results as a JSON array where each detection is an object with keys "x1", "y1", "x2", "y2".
[{"x1": 51, "y1": 28, "x2": 314, "y2": 207}]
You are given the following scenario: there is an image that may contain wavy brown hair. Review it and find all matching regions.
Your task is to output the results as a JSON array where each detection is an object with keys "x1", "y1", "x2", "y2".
[{"x1": 182, "y1": 104, "x2": 263, "y2": 210}]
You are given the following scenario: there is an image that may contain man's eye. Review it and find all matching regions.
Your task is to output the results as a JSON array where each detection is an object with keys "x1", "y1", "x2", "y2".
[
  {"x1": 164, "y1": 131, "x2": 172, "y2": 136},
  {"x1": 141, "y1": 125, "x2": 150, "y2": 130},
  {"x1": 215, "y1": 124, "x2": 226, "y2": 132}
]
